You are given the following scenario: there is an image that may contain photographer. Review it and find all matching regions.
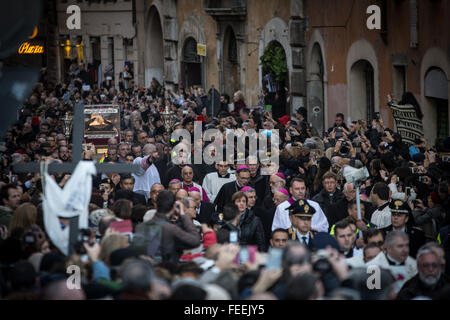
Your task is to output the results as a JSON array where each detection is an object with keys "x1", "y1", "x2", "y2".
[{"x1": 132, "y1": 191, "x2": 201, "y2": 264}]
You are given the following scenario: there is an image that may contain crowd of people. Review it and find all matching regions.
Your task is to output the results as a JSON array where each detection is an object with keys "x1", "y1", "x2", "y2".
[{"x1": 0, "y1": 66, "x2": 449, "y2": 300}]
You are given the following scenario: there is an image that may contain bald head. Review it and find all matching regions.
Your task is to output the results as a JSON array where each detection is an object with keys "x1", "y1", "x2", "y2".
[{"x1": 176, "y1": 189, "x2": 188, "y2": 200}]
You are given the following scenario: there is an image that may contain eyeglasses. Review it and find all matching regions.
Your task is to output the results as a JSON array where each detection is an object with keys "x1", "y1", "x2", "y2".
[
  {"x1": 369, "y1": 241, "x2": 384, "y2": 247},
  {"x1": 420, "y1": 263, "x2": 439, "y2": 269}
]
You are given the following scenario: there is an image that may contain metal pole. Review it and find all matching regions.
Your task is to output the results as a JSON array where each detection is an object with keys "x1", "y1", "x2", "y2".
[{"x1": 356, "y1": 183, "x2": 363, "y2": 238}]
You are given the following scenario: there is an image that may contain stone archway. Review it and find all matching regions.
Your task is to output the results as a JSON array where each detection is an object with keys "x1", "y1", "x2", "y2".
[
  {"x1": 145, "y1": 6, "x2": 164, "y2": 87},
  {"x1": 181, "y1": 37, "x2": 203, "y2": 88},
  {"x1": 349, "y1": 60, "x2": 375, "y2": 122},
  {"x1": 222, "y1": 26, "x2": 239, "y2": 97},
  {"x1": 178, "y1": 16, "x2": 207, "y2": 89},
  {"x1": 259, "y1": 18, "x2": 292, "y2": 90},
  {"x1": 260, "y1": 40, "x2": 289, "y2": 119},
  {"x1": 346, "y1": 39, "x2": 379, "y2": 123},
  {"x1": 420, "y1": 47, "x2": 450, "y2": 144},
  {"x1": 307, "y1": 42, "x2": 325, "y2": 135}
]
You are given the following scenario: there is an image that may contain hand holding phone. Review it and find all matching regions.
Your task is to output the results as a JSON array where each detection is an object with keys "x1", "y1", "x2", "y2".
[{"x1": 266, "y1": 248, "x2": 283, "y2": 270}]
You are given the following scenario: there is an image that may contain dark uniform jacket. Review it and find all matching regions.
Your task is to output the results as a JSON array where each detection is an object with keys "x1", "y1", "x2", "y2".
[
  {"x1": 288, "y1": 228, "x2": 317, "y2": 250},
  {"x1": 380, "y1": 224, "x2": 426, "y2": 258}
]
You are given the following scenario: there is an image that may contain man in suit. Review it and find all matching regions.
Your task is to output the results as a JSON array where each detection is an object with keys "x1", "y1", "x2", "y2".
[
  {"x1": 380, "y1": 200, "x2": 426, "y2": 259},
  {"x1": 287, "y1": 199, "x2": 317, "y2": 249},
  {"x1": 116, "y1": 174, "x2": 147, "y2": 206},
  {"x1": 214, "y1": 165, "x2": 251, "y2": 212},
  {"x1": 188, "y1": 187, "x2": 215, "y2": 224}
]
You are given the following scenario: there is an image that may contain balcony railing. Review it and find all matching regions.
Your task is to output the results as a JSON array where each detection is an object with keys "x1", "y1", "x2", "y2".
[{"x1": 204, "y1": 0, "x2": 247, "y2": 17}]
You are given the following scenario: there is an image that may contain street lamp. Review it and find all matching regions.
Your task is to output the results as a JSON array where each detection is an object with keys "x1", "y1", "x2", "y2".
[{"x1": 62, "y1": 112, "x2": 73, "y2": 143}]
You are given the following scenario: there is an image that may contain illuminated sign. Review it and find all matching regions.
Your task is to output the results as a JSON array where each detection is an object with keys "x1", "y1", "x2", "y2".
[
  {"x1": 18, "y1": 42, "x2": 44, "y2": 54},
  {"x1": 197, "y1": 43, "x2": 206, "y2": 56}
]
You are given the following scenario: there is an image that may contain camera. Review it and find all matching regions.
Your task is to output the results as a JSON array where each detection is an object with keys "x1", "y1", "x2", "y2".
[
  {"x1": 340, "y1": 143, "x2": 350, "y2": 155},
  {"x1": 313, "y1": 250, "x2": 332, "y2": 274},
  {"x1": 410, "y1": 167, "x2": 420, "y2": 174},
  {"x1": 374, "y1": 112, "x2": 380, "y2": 121},
  {"x1": 74, "y1": 229, "x2": 93, "y2": 255},
  {"x1": 23, "y1": 231, "x2": 36, "y2": 244},
  {"x1": 406, "y1": 187, "x2": 411, "y2": 197},
  {"x1": 418, "y1": 176, "x2": 429, "y2": 183},
  {"x1": 335, "y1": 130, "x2": 343, "y2": 139}
]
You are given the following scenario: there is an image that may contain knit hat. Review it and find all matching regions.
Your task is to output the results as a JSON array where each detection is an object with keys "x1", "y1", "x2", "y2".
[
  {"x1": 274, "y1": 172, "x2": 286, "y2": 181},
  {"x1": 278, "y1": 115, "x2": 291, "y2": 126},
  {"x1": 188, "y1": 187, "x2": 201, "y2": 193},
  {"x1": 310, "y1": 232, "x2": 340, "y2": 252},
  {"x1": 236, "y1": 165, "x2": 249, "y2": 172},
  {"x1": 276, "y1": 188, "x2": 290, "y2": 197}
]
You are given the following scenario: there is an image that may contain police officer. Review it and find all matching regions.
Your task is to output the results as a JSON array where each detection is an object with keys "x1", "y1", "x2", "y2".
[
  {"x1": 287, "y1": 199, "x2": 317, "y2": 249},
  {"x1": 380, "y1": 200, "x2": 426, "y2": 258}
]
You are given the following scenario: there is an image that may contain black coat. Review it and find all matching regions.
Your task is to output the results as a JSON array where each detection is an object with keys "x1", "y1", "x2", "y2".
[
  {"x1": 397, "y1": 273, "x2": 450, "y2": 300},
  {"x1": 198, "y1": 201, "x2": 215, "y2": 224},
  {"x1": 214, "y1": 180, "x2": 242, "y2": 212},
  {"x1": 252, "y1": 206, "x2": 274, "y2": 251},
  {"x1": 166, "y1": 164, "x2": 201, "y2": 186},
  {"x1": 380, "y1": 224, "x2": 426, "y2": 259},
  {"x1": 250, "y1": 173, "x2": 269, "y2": 207},
  {"x1": 239, "y1": 209, "x2": 266, "y2": 252},
  {"x1": 312, "y1": 189, "x2": 345, "y2": 228}
]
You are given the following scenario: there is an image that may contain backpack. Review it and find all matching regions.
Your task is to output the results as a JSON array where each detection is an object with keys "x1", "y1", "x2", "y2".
[{"x1": 131, "y1": 216, "x2": 169, "y2": 264}]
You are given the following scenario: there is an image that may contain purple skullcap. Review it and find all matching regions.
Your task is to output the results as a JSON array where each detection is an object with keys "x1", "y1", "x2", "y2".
[
  {"x1": 276, "y1": 188, "x2": 290, "y2": 196},
  {"x1": 274, "y1": 172, "x2": 286, "y2": 181},
  {"x1": 241, "y1": 186, "x2": 254, "y2": 193},
  {"x1": 169, "y1": 179, "x2": 181, "y2": 184},
  {"x1": 188, "y1": 187, "x2": 201, "y2": 193},
  {"x1": 236, "y1": 165, "x2": 249, "y2": 172}
]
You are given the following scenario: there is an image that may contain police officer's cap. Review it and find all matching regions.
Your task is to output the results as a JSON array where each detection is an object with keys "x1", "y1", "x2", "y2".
[
  {"x1": 288, "y1": 199, "x2": 316, "y2": 219},
  {"x1": 389, "y1": 200, "x2": 410, "y2": 215}
]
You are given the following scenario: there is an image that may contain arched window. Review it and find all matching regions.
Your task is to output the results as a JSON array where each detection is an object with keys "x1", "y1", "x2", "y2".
[
  {"x1": 183, "y1": 38, "x2": 200, "y2": 64},
  {"x1": 349, "y1": 60, "x2": 375, "y2": 121}
]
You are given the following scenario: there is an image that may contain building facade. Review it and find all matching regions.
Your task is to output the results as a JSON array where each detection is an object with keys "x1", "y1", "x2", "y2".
[
  {"x1": 53, "y1": 0, "x2": 448, "y2": 144},
  {"x1": 305, "y1": 0, "x2": 449, "y2": 143}
]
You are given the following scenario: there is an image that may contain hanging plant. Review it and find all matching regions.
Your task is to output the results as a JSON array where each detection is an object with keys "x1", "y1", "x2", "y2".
[{"x1": 260, "y1": 43, "x2": 287, "y2": 82}]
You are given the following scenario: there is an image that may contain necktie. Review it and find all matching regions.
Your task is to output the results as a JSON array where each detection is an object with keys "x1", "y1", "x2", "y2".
[{"x1": 302, "y1": 236, "x2": 307, "y2": 245}]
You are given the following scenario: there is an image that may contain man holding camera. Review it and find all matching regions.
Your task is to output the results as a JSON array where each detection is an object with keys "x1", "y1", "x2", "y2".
[
  {"x1": 132, "y1": 191, "x2": 201, "y2": 264},
  {"x1": 327, "y1": 113, "x2": 349, "y2": 134}
]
